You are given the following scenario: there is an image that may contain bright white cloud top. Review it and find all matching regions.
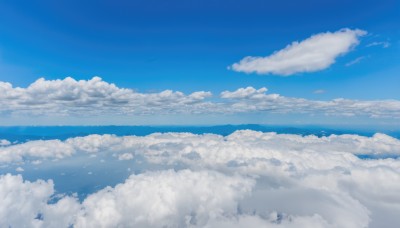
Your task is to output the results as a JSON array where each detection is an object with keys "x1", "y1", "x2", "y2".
[
  {"x1": 230, "y1": 28, "x2": 366, "y2": 75},
  {"x1": 0, "y1": 76, "x2": 212, "y2": 116},
  {"x1": 1, "y1": 130, "x2": 400, "y2": 227},
  {"x1": 0, "y1": 77, "x2": 399, "y2": 121}
]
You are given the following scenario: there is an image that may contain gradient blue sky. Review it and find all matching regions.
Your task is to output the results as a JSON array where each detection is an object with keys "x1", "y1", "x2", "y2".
[{"x1": 0, "y1": 0, "x2": 399, "y2": 126}]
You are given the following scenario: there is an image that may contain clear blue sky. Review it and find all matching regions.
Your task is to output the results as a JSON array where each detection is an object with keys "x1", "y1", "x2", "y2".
[{"x1": 0, "y1": 0, "x2": 399, "y2": 126}]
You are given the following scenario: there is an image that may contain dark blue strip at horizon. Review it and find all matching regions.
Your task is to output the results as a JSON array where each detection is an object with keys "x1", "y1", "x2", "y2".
[{"x1": 356, "y1": 154, "x2": 400, "y2": 160}]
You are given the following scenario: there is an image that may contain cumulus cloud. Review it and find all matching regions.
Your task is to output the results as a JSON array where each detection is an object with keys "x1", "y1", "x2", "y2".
[
  {"x1": 0, "y1": 77, "x2": 399, "y2": 120},
  {"x1": 1, "y1": 131, "x2": 400, "y2": 227},
  {"x1": 220, "y1": 87, "x2": 400, "y2": 118},
  {"x1": 118, "y1": 153, "x2": 134, "y2": 160},
  {"x1": 230, "y1": 28, "x2": 366, "y2": 75},
  {"x1": 0, "y1": 174, "x2": 80, "y2": 228},
  {"x1": 75, "y1": 170, "x2": 254, "y2": 227},
  {"x1": 0, "y1": 76, "x2": 213, "y2": 116},
  {"x1": 0, "y1": 139, "x2": 11, "y2": 146},
  {"x1": 2, "y1": 131, "x2": 400, "y2": 165}
]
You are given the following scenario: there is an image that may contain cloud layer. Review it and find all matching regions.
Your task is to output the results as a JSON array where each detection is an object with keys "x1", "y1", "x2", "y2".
[
  {"x1": 1, "y1": 130, "x2": 400, "y2": 227},
  {"x1": 0, "y1": 77, "x2": 399, "y2": 120},
  {"x1": 221, "y1": 87, "x2": 400, "y2": 118},
  {"x1": 1, "y1": 130, "x2": 400, "y2": 164},
  {"x1": 0, "y1": 76, "x2": 212, "y2": 116},
  {"x1": 230, "y1": 28, "x2": 366, "y2": 75}
]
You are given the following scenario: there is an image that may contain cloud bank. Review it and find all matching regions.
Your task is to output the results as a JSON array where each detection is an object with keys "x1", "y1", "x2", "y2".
[
  {"x1": 230, "y1": 28, "x2": 366, "y2": 75},
  {"x1": 220, "y1": 87, "x2": 400, "y2": 118},
  {"x1": 1, "y1": 131, "x2": 400, "y2": 227},
  {"x1": 0, "y1": 76, "x2": 213, "y2": 116},
  {"x1": 1, "y1": 130, "x2": 400, "y2": 164},
  {"x1": 0, "y1": 78, "x2": 399, "y2": 120}
]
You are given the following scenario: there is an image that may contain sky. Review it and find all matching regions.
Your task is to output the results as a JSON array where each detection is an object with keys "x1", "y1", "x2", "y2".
[
  {"x1": 0, "y1": 0, "x2": 399, "y2": 126},
  {"x1": 1, "y1": 2, "x2": 400, "y2": 227}
]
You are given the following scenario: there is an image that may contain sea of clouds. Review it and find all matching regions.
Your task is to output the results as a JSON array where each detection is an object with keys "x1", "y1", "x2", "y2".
[{"x1": 1, "y1": 130, "x2": 400, "y2": 227}]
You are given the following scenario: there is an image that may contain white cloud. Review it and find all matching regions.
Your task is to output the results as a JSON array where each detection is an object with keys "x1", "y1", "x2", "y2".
[
  {"x1": 0, "y1": 174, "x2": 80, "y2": 228},
  {"x1": 0, "y1": 139, "x2": 75, "y2": 163},
  {"x1": 75, "y1": 170, "x2": 254, "y2": 227},
  {"x1": 0, "y1": 77, "x2": 399, "y2": 121},
  {"x1": 1, "y1": 131, "x2": 400, "y2": 227},
  {"x1": 230, "y1": 28, "x2": 366, "y2": 75},
  {"x1": 0, "y1": 139, "x2": 11, "y2": 146},
  {"x1": 118, "y1": 153, "x2": 134, "y2": 160},
  {"x1": 220, "y1": 87, "x2": 270, "y2": 99},
  {"x1": 220, "y1": 87, "x2": 400, "y2": 118},
  {"x1": 0, "y1": 76, "x2": 213, "y2": 116},
  {"x1": 313, "y1": 89, "x2": 326, "y2": 94},
  {"x1": 345, "y1": 56, "x2": 366, "y2": 67},
  {"x1": 2, "y1": 130, "x2": 400, "y2": 165},
  {"x1": 366, "y1": 41, "x2": 390, "y2": 48}
]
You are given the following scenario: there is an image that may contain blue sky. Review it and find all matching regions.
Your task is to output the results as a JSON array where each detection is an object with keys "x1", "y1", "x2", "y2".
[{"x1": 0, "y1": 0, "x2": 399, "y2": 126}]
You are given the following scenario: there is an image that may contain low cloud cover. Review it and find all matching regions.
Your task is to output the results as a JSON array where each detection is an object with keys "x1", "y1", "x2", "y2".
[
  {"x1": 0, "y1": 76, "x2": 213, "y2": 116},
  {"x1": 0, "y1": 77, "x2": 399, "y2": 121},
  {"x1": 230, "y1": 28, "x2": 366, "y2": 75},
  {"x1": 1, "y1": 131, "x2": 400, "y2": 227}
]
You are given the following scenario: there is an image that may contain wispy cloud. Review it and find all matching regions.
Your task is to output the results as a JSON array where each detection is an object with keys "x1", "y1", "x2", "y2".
[
  {"x1": 313, "y1": 89, "x2": 326, "y2": 94},
  {"x1": 220, "y1": 86, "x2": 400, "y2": 118},
  {"x1": 230, "y1": 28, "x2": 366, "y2": 76},
  {"x1": 345, "y1": 56, "x2": 366, "y2": 67},
  {"x1": 366, "y1": 41, "x2": 390, "y2": 48}
]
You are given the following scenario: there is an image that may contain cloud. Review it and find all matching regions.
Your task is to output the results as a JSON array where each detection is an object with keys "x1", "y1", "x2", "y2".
[
  {"x1": 345, "y1": 56, "x2": 366, "y2": 67},
  {"x1": 1, "y1": 131, "x2": 400, "y2": 227},
  {"x1": 366, "y1": 41, "x2": 390, "y2": 48},
  {"x1": 75, "y1": 170, "x2": 254, "y2": 227},
  {"x1": 0, "y1": 76, "x2": 213, "y2": 116},
  {"x1": 0, "y1": 77, "x2": 399, "y2": 120},
  {"x1": 1, "y1": 130, "x2": 400, "y2": 165},
  {"x1": 313, "y1": 89, "x2": 326, "y2": 94},
  {"x1": 230, "y1": 28, "x2": 366, "y2": 75},
  {"x1": 220, "y1": 87, "x2": 270, "y2": 99},
  {"x1": 0, "y1": 174, "x2": 80, "y2": 228},
  {"x1": 118, "y1": 153, "x2": 134, "y2": 160},
  {"x1": 220, "y1": 87, "x2": 400, "y2": 118},
  {"x1": 0, "y1": 139, "x2": 75, "y2": 163},
  {"x1": 0, "y1": 139, "x2": 11, "y2": 146}
]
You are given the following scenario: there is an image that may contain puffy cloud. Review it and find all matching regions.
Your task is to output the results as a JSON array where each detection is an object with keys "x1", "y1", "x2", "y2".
[
  {"x1": 220, "y1": 87, "x2": 270, "y2": 99},
  {"x1": 0, "y1": 139, "x2": 11, "y2": 146},
  {"x1": 0, "y1": 76, "x2": 213, "y2": 116},
  {"x1": 220, "y1": 87, "x2": 400, "y2": 118},
  {"x1": 0, "y1": 174, "x2": 80, "y2": 228},
  {"x1": 75, "y1": 170, "x2": 254, "y2": 227},
  {"x1": 1, "y1": 131, "x2": 400, "y2": 165},
  {"x1": 0, "y1": 170, "x2": 254, "y2": 228},
  {"x1": 230, "y1": 28, "x2": 366, "y2": 75},
  {"x1": 0, "y1": 139, "x2": 75, "y2": 163},
  {"x1": 1, "y1": 131, "x2": 400, "y2": 227},
  {"x1": 118, "y1": 153, "x2": 134, "y2": 160},
  {"x1": 0, "y1": 77, "x2": 399, "y2": 119}
]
